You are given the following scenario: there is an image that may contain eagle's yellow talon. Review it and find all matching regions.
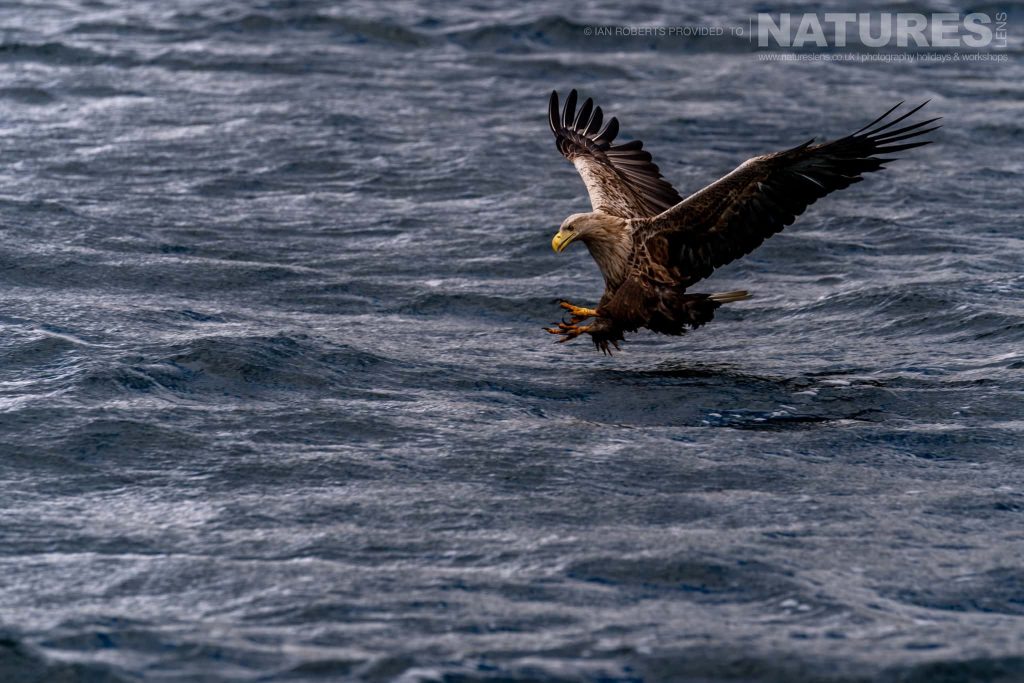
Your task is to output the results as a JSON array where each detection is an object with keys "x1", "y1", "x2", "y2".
[
  {"x1": 549, "y1": 322, "x2": 592, "y2": 343},
  {"x1": 558, "y1": 301, "x2": 598, "y2": 319}
]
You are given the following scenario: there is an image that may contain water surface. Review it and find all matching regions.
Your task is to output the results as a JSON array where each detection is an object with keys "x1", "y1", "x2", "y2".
[{"x1": 1, "y1": 1, "x2": 1023, "y2": 681}]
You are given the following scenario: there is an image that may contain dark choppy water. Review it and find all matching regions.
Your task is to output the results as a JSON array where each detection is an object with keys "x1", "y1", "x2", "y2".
[{"x1": 1, "y1": 1, "x2": 1023, "y2": 681}]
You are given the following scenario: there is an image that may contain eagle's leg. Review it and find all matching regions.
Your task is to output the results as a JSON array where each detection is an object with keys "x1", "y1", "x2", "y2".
[
  {"x1": 545, "y1": 321, "x2": 592, "y2": 342},
  {"x1": 545, "y1": 317, "x2": 624, "y2": 355},
  {"x1": 558, "y1": 300, "x2": 598, "y2": 323},
  {"x1": 588, "y1": 317, "x2": 623, "y2": 355}
]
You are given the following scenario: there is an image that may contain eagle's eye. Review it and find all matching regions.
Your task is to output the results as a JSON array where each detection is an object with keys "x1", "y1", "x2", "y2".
[{"x1": 566, "y1": 226, "x2": 575, "y2": 232}]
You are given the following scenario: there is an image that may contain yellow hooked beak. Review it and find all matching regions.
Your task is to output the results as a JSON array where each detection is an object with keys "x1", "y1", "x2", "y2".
[{"x1": 551, "y1": 230, "x2": 576, "y2": 253}]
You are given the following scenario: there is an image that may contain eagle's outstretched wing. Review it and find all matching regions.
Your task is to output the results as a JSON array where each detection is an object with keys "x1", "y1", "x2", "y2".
[
  {"x1": 549, "y1": 89, "x2": 682, "y2": 219},
  {"x1": 633, "y1": 102, "x2": 940, "y2": 287}
]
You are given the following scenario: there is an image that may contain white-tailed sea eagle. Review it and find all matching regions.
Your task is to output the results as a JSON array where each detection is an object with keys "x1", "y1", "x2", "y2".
[{"x1": 545, "y1": 89, "x2": 939, "y2": 354}]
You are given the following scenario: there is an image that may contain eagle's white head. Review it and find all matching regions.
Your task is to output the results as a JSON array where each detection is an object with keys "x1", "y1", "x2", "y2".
[
  {"x1": 551, "y1": 211, "x2": 632, "y2": 288},
  {"x1": 551, "y1": 211, "x2": 626, "y2": 253}
]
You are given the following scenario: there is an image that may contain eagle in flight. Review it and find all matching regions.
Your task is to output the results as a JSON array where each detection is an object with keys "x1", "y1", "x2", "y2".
[{"x1": 545, "y1": 89, "x2": 938, "y2": 354}]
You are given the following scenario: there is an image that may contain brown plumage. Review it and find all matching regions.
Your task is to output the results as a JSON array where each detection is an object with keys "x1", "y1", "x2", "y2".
[{"x1": 545, "y1": 90, "x2": 939, "y2": 354}]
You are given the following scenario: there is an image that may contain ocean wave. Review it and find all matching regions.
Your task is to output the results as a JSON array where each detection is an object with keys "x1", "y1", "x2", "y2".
[
  {"x1": 67, "y1": 335, "x2": 411, "y2": 401},
  {"x1": 0, "y1": 86, "x2": 56, "y2": 105},
  {"x1": 210, "y1": 13, "x2": 432, "y2": 47},
  {"x1": 0, "y1": 633, "x2": 130, "y2": 683},
  {"x1": 0, "y1": 42, "x2": 135, "y2": 67},
  {"x1": 882, "y1": 657, "x2": 1024, "y2": 683},
  {"x1": 880, "y1": 567, "x2": 1024, "y2": 616},
  {"x1": 567, "y1": 556, "x2": 798, "y2": 603}
]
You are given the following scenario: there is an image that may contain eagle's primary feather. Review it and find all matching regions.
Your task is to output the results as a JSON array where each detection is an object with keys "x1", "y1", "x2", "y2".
[
  {"x1": 548, "y1": 90, "x2": 683, "y2": 218},
  {"x1": 545, "y1": 89, "x2": 939, "y2": 354}
]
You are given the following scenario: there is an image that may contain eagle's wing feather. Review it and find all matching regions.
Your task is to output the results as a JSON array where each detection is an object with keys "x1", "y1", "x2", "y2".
[
  {"x1": 633, "y1": 102, "x2": 940, "y2": 287},
  {"x1": 549, "y1": 89, "x2": 683, "y2": 218}
]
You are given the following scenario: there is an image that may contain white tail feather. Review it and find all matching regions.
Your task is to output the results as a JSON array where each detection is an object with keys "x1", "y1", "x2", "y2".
[{"x1": 709, "y1": 290, "x2": 752, "y2": 303}]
